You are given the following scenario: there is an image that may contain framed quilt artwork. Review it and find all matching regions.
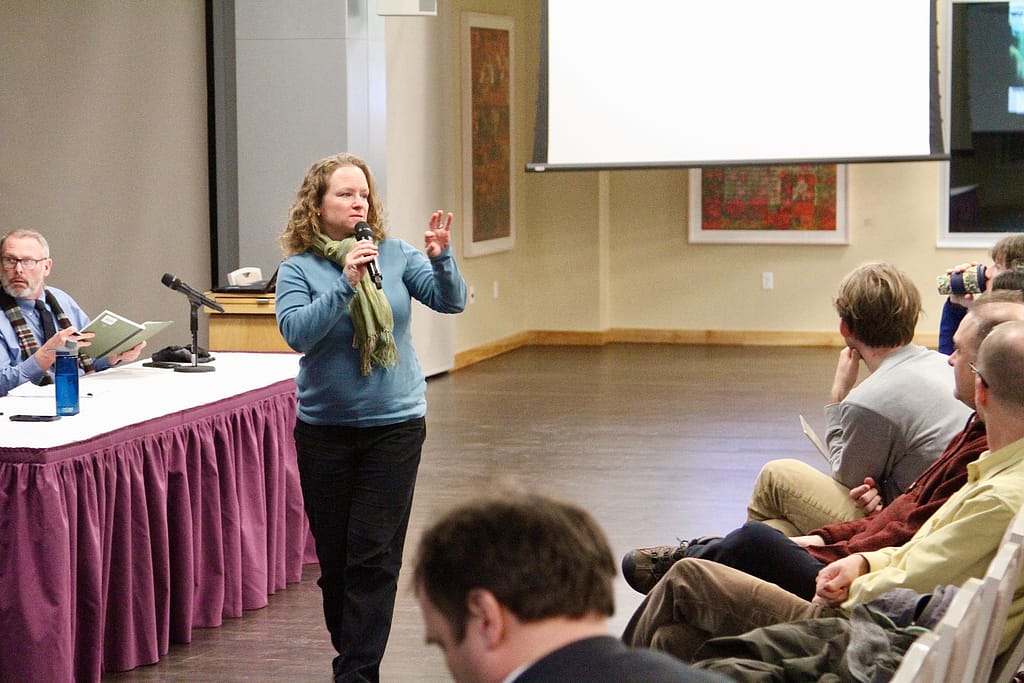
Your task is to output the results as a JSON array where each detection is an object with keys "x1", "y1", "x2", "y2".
[
  {"x1": 461, "y1": 13, "x2": 515, "y2": 257},
  {"x1": 688, "y1": 164, "x2": 848, "y2": 244}
]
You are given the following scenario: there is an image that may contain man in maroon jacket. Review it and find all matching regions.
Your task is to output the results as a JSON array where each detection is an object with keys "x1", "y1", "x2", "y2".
[{"x1": 622, "y1": 292, "x2": 1024, "y2": 600}]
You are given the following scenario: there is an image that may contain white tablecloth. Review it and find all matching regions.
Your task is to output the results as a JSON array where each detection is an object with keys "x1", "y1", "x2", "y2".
[{"x1": 0, "y1": 351, "x2": 300, "y2": 449}]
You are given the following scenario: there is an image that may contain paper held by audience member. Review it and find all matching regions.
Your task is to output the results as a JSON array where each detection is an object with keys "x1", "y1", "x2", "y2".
[{"x1": 800, "y1": 415, "x2": 829, "y2": 462}]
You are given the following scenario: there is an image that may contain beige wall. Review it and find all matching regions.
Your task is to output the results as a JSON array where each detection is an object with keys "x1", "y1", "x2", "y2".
[
  {"x1": 1, "y1": 1, "x2": 993, "y2": 360},
  {"x1": 609, "y1": 163, "x2": 955, "y2": 335},
  {"x1": 1, "y1": 1, "x2": 209, "y2": 349}
]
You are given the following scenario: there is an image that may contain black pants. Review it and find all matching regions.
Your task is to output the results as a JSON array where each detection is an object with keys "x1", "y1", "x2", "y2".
[
  {"x1": 294, "y1": 417, "x2": 426, "y2": 683},
  {"x1": 685, "y1": 521, "x2": 825, "y2": 600}
]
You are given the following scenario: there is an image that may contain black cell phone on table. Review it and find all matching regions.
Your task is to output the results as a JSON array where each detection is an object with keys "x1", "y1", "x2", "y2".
[{"x1": 9, "y1": 414, "x2": 61, "y2": 422}]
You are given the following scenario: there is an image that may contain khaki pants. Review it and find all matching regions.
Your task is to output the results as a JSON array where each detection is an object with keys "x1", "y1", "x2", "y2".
[
  {"x1": 621, "y1": 557, "x2": 841, "y2": 662},
  {"x1": 746, "y1": 458, "x2": 867, "y2": 536}
]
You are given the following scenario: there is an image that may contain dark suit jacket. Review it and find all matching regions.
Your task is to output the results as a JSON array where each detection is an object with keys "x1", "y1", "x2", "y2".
[{"x1": 513, "y1": 635, "x2": 730, "y2": 682}]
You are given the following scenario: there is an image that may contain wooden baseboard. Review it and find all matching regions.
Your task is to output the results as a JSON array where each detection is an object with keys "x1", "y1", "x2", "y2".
[
  {"x1": 603, "y1": 328, "x2": 846, "y2": 346},
  {"x1": 452, "y1": 331, "x2": 531, "y2": 370},
  {"x1": 453, "y1": 329, "x2": 941, "y2": 371}
]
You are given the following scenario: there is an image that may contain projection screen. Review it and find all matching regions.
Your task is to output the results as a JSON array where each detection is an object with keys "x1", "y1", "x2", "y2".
[{"x1": 530, "y1": 0, "x2": 945, "y2": 171}]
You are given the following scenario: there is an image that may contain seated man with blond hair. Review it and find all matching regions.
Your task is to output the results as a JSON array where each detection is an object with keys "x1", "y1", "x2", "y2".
[
  {"x1": 623, "y1": 262, "x2": 972, "y2": 593},
  {"x1": 749, "y1": 262, "x2": 970, "y2": 536}
]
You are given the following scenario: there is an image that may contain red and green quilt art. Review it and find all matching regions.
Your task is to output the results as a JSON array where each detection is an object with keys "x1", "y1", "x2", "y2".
[{"x1": 701, "y1": 165, "x2": 839, "y2": 231}]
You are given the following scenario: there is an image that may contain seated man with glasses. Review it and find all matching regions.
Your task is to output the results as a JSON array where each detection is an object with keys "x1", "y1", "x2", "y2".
[{"x1": 0, "y1": 229, "x2": 145, "y2": 395}]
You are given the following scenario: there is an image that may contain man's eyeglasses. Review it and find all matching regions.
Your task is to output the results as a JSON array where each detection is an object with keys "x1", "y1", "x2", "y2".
[
  {"x1": 970, "y1": 362, "x2": 990, "y2": 388},
  {"x1": 1, "y1": 256, "x2": 48, "y2": 271}
]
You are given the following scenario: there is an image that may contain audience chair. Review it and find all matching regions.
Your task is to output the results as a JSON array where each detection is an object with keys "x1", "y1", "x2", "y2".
[
  {"x1": 890, "y1": 630, "x2": 950, "y2": 683},
  {"x1": 935, "y1": 577, "x2": 987, "y2": 683},
  {"x1": 1006, "y1": 508, "x2": 1024, "y2": 547},
  {"x1": 976, "y1": 542, "x2": 1024, "y2": 682},
  {"x1": 890, "y1": 579, "x2": 984, "y2": 683},
  {"x1": 987, "y1": 557, "x2": 1024, "y2": 679},
  {"x1": 892, "y1": 509, "x2": 1024, "y2": 682},
  {"x1": 989, "y1": 509, "x2": 1024, "y2": 682}
]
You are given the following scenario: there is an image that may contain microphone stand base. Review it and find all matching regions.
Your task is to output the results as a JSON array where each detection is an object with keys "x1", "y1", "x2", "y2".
[{"x1": 174, "y1": 364, "x2": 216, "y2": 373}]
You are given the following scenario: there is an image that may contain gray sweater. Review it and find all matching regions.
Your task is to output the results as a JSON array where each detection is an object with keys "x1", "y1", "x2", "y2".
[{"x1": 824, "y1": 344, "x2": 972, "y2": 504}]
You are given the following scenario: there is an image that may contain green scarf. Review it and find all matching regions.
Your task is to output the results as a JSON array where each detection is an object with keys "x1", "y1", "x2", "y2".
[{"x1": 312, "y1": 233, "x2": 398, "y2": 376}]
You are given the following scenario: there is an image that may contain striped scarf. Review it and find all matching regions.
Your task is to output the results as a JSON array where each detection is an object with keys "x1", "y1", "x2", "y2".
[{"x1": 0, "y1": 288, "x2": 95, "y2": 384}]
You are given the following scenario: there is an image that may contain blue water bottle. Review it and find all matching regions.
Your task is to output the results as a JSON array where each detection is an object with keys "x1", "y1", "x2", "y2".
[{"x1": 55, "y1": 340, "x2": 80, "y2": 416}]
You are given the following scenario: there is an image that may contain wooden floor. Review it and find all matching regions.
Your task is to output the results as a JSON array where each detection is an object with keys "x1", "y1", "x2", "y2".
[{"x1": 102, "y1": 343, "x2": 840, "y2": 682}]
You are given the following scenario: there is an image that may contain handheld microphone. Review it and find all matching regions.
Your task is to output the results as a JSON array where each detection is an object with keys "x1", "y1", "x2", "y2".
[
  {"x1": 161, "y1": 273, "x2": 225, "y2": 313},
  {"x1": 354, "y1": 221, "x2": 383, "y2": 289}
]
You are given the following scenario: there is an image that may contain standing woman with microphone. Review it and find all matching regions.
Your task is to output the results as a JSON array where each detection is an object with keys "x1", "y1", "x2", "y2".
[{"x1": 275, "y1": 152, "x2": 467, "y2": 682}]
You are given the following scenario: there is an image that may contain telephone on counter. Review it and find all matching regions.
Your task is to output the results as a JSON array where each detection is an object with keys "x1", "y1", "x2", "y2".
[
  {"x1": 227, "y1": 267, "x2": 263, "y2": 286},
  {"x1": 211, "y1": 265, "x2": 279, "y2": 294}
]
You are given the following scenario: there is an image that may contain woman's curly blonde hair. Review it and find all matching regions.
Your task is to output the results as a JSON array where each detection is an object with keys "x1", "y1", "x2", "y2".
[{"x1": 278, "y1": 153, "x2": 387, "y2": 257}]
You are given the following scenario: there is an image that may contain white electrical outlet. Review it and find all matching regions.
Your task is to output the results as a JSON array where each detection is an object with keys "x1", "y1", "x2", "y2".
[
  {"x1": 493, "y1": 280, "x2": 500, "y2": 299},
  {"x1": 762, "y1": 272, "x2": 774, "y2": 290}
]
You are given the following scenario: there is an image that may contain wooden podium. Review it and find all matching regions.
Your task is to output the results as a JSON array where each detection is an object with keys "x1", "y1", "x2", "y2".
[{"x1": 205, "y1": 292, "x2": 291, "y2": 352}]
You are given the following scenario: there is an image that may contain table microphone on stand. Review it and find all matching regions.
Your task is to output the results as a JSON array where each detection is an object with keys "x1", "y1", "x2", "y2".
[{"x1": 161, "y1": 273, "x2": 220, "y2": 373}]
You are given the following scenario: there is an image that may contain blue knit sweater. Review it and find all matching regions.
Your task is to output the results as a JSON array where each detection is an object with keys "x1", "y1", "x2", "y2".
[{"x1": 276, "y1": 240, "x2": 466, "y2": 427}]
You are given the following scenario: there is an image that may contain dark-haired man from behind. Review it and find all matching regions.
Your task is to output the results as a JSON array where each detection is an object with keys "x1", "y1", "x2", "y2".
[{"x1": 413, "y1": 492, "x2": 729, "y2": 683}]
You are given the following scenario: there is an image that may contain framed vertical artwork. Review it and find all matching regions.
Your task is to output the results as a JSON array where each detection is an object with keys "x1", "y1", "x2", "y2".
[
  {"x1": 461, "y1": 13, "x2": 515, "y2": 257},
  {"x1": 688, "y1": 165, "x2": 848, "y2": 244}
]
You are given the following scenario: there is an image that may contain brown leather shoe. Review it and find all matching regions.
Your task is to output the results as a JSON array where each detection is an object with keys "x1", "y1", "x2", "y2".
[{"x1": 620, "y1": 542, "x2": 691, "y2": 594}]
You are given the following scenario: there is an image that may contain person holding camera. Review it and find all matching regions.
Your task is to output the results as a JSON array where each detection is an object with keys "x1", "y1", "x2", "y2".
[{"x1": 938, "y1": 233, "x2": 1024, "y2": 354}]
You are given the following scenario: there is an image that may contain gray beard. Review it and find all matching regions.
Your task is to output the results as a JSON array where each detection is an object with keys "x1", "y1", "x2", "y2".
[{"x1": 2, "y1": 283, "x2": 31, "y2": 299}]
